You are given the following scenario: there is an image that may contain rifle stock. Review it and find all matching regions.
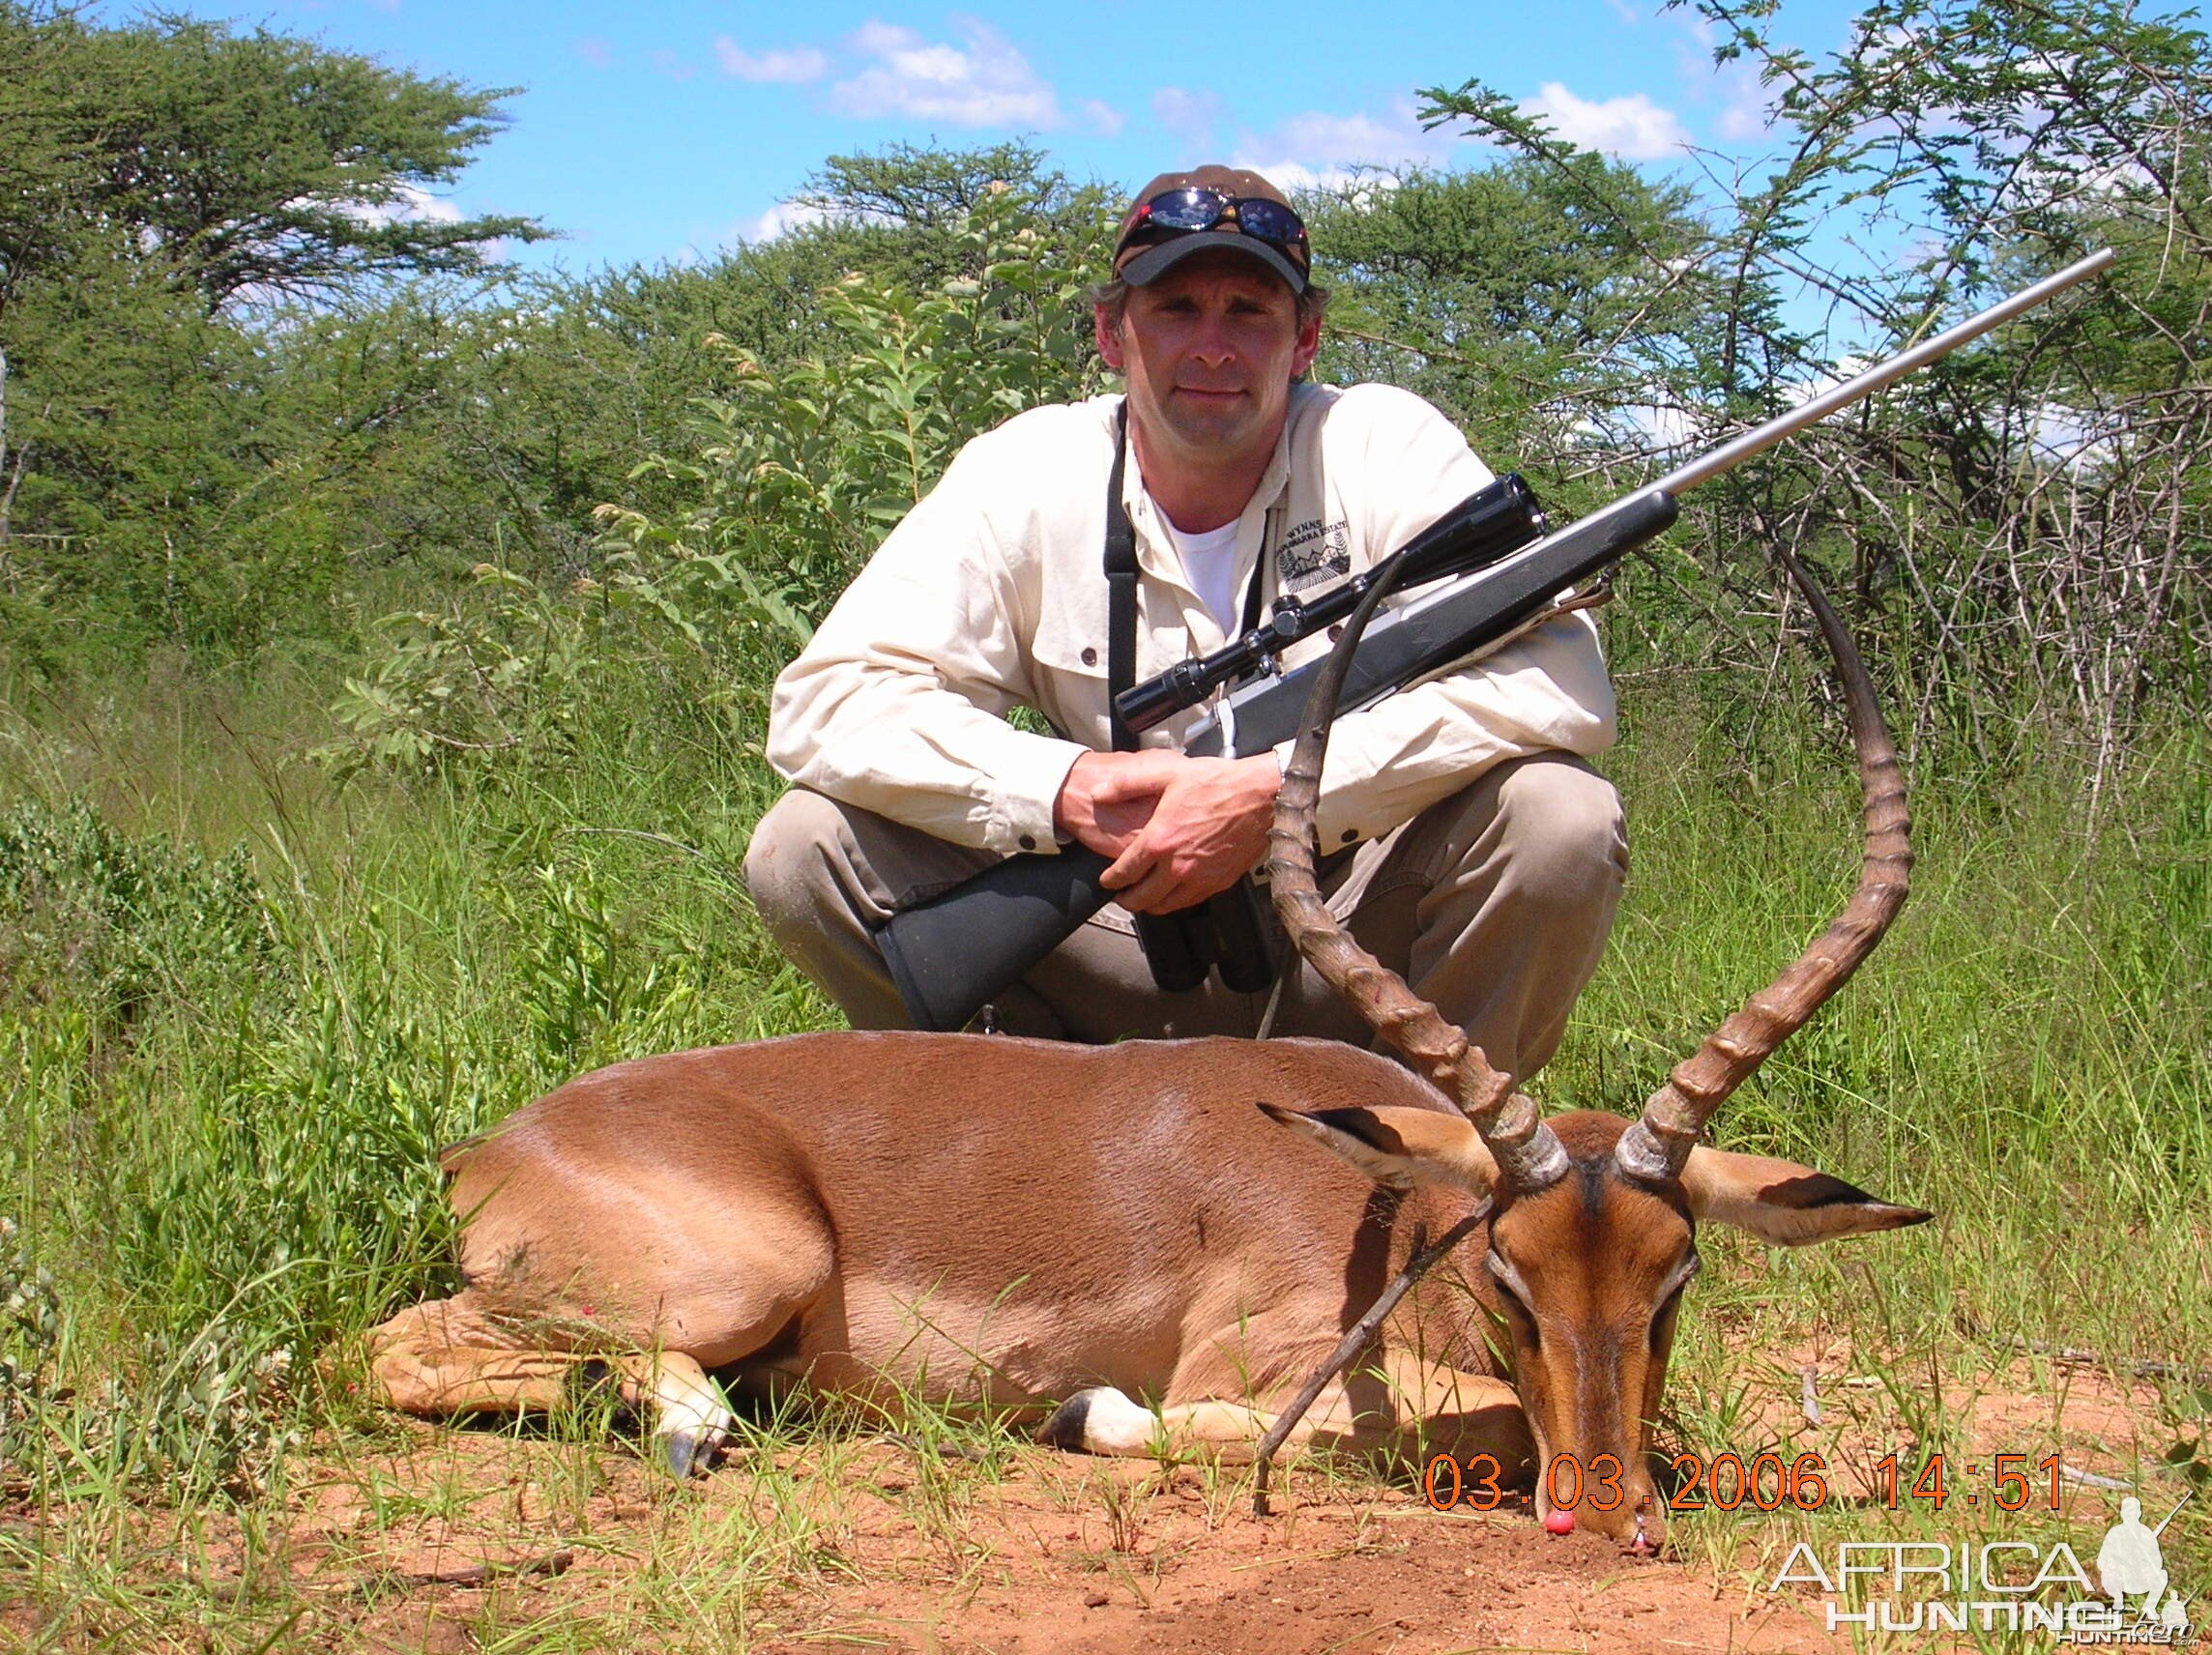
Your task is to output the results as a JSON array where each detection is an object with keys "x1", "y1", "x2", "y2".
[
  {"x1": 877, "y1": 845, "x2": 1116, "y2": 1033},
  {"x1": 1186, "y1": 488, "x2": 1677, "y2": 758}
]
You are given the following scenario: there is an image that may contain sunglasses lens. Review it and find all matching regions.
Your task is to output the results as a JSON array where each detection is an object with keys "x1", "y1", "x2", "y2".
[
  {"x1": 1234, "y1": 199, "x2": 1306, "y2": 247},
  {"x1": 1145, "y1": 187, "x2": 1228, "y2": 231},
  {"x1": 1118, "y1": 187, "x2": 1310, "y2": 276}
]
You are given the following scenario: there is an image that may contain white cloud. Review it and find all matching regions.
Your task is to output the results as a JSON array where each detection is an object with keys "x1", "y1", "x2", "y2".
[
  {"x1": 1667, "y1": 14, "x2": 1773, "y2": 143},
  {"x1": 713, "y1": 36, "x2": 829, "y2": 84},
  {"x1": 1152, "y1": 86, "x2": 1221, "y2": 148},
  {"x1": 576, "y1": 37, "x2": 613, "y2": 70},
  {"x1": 2020, "y1": 401, "x2": 2126, "y2": 474},
  {"x1": 1229, "y1": 160, "x2": 1365, "y2": 194},
  {"x1": 652, "y1": 49, "x2": 700, "y2": 82},
  {"x1": 736, "y1": 199, "x2": 840, "y2": 244},
  {"x1": 397, "y1": 184, "x2": 464, "y2": 225},
  {"x1": 1273, "y1": 103, "x2": 1462, "y2": 168},
  {"x1": 337, "y1": 183, "x2": 466, "y2": 229},
  {"x1": 830, "y1": 17, "x2": 1086, "y2": 128},
  {"x1": 1078, "y1": 98, "x2": 1125, "y2": 137},
  {"x1": 1228, "y1": 98, "x2": 1469, "y2": 193},
  {"x1": 1712, "y1": 73, "x2": 1772, "y2": 142},
  {"x1": 1575, "y1": 394, "x2": 1702, "y2": 455},
  {"x1": 2033, "y1": 152, "x2": 2162, "y2": 203},
  {"x1": 1518, "y1": 82, "x2": 1691, "y2": 160}
]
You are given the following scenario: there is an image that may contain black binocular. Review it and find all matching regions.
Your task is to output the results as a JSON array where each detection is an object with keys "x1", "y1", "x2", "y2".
[{"x1": 1128, "y1": 875, "x2": 1279, "y2": 996}]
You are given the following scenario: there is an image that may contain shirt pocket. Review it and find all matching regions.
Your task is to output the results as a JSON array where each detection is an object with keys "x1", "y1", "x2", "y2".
[{"x1": 1028, "y1": 614, "x2": 1118, "y2": 750}]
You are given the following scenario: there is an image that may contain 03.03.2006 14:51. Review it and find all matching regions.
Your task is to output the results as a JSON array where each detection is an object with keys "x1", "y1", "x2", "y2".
[{"x1": 1421, "y1": 1450, "x2": 2070, "y2": 1515}]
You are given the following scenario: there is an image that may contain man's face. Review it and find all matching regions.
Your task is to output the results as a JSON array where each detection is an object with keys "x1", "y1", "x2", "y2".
[{"x1": 1094, "y1": 251, "x2": 1322, "y2": 475}]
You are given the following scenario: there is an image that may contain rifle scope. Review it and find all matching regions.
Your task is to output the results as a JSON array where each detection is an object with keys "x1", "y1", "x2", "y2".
[{"x1": 1113, "y1": 472, "x2": 1546, "y2": 735}]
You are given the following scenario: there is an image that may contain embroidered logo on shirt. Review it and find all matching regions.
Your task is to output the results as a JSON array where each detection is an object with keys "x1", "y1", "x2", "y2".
[{"x1": 1276, "y1": 518, "x2": 1352, "y2": 592}]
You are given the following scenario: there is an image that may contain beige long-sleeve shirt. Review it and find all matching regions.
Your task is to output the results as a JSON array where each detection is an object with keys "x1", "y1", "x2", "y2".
[{"x1": 767, "y1": 382, "x2": 1616, "y2": 855}]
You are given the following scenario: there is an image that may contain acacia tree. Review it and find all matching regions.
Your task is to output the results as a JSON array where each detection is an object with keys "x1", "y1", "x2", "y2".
[
  {"x1": 0, "y1": 3, "x2": 545, "y2": 659},
  {"x1": 1, "y1": 4, "x2": 542, "y2": 313},
  {"x1": 1300, "y1": 158, "x2": 1721, "y2": 488},
  {"x1": 330, "y1": 176, "x2": 1117, "y2": 773},
  {"x1": 1422, "y1": 0, "x2": 2212, "y2": 762}
]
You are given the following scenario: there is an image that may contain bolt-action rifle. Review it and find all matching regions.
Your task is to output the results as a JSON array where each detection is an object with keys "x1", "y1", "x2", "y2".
[{"x1": 876, "y1": 249, "x2": 2114, "y2": 1032}]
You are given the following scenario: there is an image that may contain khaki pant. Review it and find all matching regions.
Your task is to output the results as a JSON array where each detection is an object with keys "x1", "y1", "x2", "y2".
[{"x1": 743, "y1": 752, "x2": 1626, "y2": 1081}]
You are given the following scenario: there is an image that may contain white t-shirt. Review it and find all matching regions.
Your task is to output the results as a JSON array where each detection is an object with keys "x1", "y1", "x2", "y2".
[{"x1": 1157, "y1": 509, "x2": 1244, "y2": 632}]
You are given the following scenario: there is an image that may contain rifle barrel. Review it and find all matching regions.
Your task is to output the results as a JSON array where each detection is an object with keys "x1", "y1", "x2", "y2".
[
  {"x1": 1654, "y1": 247, "x2": 2115, "y2": 498},
  {"x1": 2151, "y1": 1490, "x2": 2195, "y2": 1538}
]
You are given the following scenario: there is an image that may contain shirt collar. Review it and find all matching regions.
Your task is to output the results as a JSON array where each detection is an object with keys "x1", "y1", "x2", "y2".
[{"x1": 1115, "y1": 388, "x2": 1305, "y2": 580}]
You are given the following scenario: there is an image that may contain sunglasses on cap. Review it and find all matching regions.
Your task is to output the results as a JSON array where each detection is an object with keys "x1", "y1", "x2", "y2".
[{"x1": 1120, "y1": 188, "x2": 1309, "y2": 257}]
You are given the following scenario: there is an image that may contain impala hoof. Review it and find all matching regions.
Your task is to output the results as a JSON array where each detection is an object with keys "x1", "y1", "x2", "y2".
[
  {"x1": 1039, "y1": 1386, "x2": 1154, "y2": 1454},
  {"x1": 658, "y1": 1428, "x2": 719, "y2": 1479},
  {"x1": 1038, "y1": 1391, "x2": 1095, "y2": 1450}
]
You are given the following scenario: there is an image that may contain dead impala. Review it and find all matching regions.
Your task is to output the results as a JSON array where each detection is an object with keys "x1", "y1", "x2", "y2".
[{"x1": 368, "y1": 546, "x2": 1926, "y2": 1549}]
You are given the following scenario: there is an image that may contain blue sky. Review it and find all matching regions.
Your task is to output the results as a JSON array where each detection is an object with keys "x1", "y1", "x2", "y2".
[{"x1": 105, "y1": 0, "x2": 1883, "y2": 275}]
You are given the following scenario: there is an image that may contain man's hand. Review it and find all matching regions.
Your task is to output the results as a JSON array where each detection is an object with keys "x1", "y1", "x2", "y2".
[{"x1": 1053, "y1": 749, "x2": 1281, "y2": 915}]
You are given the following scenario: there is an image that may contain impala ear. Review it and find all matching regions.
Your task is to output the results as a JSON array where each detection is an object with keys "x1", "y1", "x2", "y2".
[
  {"x1": 1256, "y1": 1103, "x2": 1499, "y2": 1195},
  {"x1": 1681, "y1": 1147, "x2": 1932, "y2": 1245}
]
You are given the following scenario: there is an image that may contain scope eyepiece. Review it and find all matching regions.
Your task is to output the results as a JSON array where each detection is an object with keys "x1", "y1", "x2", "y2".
[{"x1": 1115, "y1": 658, "x2": 1213, "y2": 733}]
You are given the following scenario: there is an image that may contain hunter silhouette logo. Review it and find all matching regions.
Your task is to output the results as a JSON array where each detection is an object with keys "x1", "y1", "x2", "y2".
[{"x1": 2088, "y1": 1494, "x2": 2195, "y2": 1644}]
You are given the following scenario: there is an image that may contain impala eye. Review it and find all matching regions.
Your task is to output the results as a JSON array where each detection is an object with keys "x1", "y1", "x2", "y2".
[{"x1": 1485, "y1": 1253, "x2": 1537, "y2": 1327}]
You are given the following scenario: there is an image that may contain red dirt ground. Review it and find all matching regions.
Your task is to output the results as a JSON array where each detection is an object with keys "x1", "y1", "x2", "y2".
[
  {"x1": 288, "y1": 1437, "x2": 1848, "y2": 1655},
  {"x1": 6, "y1": 1355, "x2": 2201, "y2": 1654}
]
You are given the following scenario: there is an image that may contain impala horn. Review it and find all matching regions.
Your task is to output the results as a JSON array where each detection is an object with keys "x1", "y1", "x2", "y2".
[
  {"x1": 1265, "y1": 547, "x2": 1570, "y2": 1194},
  {"x1": 1615, "y1": 543, "x2": 1912, "y2": 1185}
]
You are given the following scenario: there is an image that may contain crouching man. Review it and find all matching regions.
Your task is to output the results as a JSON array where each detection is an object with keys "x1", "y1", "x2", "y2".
[{"x1": 745, "y1": 164, "x2": 1625, "y2": 1077}]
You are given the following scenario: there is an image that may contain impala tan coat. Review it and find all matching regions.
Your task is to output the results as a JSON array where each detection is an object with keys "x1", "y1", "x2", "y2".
[{"x1": 374, "y1": 1035, "x2": 1525, "y2": 1453}]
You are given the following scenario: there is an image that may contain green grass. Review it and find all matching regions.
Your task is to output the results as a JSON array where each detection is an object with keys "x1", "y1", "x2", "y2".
[{"x1": 0, "y1": 659, "x2": 2205, "y2": 1649}]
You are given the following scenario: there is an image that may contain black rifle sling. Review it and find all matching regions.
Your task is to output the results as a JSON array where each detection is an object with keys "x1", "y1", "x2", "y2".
[
  {"x1": 1104, "y1": 405, "x2": 1141, "y2": 755},
  {"x1": 1102, "y1": 405, "x2": 1201, "y2": 989},
  {"x1": 1105, "y1": 407, "x2": 1267, "y2": 746}
]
